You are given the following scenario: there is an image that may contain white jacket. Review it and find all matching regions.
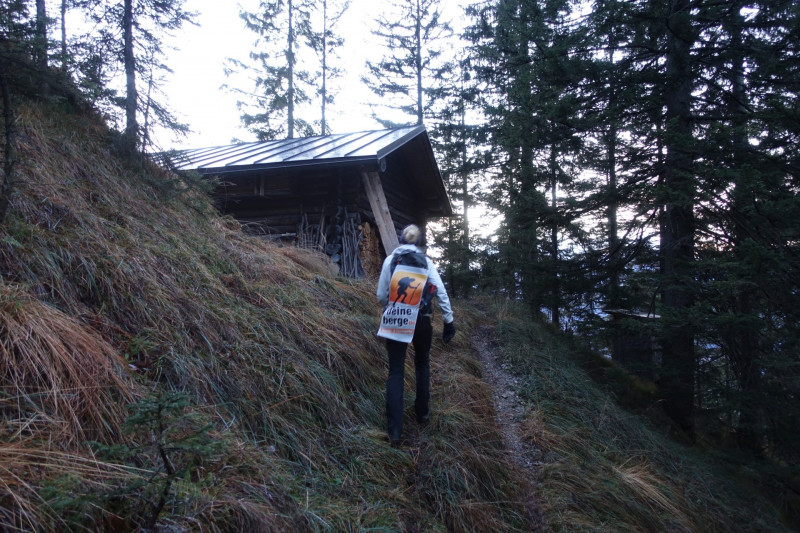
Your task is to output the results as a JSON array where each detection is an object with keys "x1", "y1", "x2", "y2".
[{"x1": 376, "y1": 244, "x2": 454, "y2": 324}]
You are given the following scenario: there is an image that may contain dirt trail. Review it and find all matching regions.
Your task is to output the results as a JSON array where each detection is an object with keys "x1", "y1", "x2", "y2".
[{"x1": 472, "y1": 325, "x2": 546, "y2": 529}]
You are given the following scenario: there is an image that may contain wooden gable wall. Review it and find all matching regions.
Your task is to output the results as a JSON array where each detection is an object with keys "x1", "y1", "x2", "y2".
[{"x1": 211, "y1": 165, "x2": 433, "y2": 278}]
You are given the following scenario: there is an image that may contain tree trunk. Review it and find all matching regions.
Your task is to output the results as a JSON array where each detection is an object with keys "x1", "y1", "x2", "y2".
[
  {"x1": 550, "y1": 145, "x2": 560, "y2": 327},
  {"x1": 35, "y1": 0, "x2": 49, "y2": 97},
  {"x1": 414, "y1": 0, "x2": 423, "y2": 125},
  {"x1": 605, "y1": 39, "x2": 621, "y2": 309},
  {"x1": 0, "y1": 56, "x2": 15, "y2": 223},
  {"x1": 460, "y1": 107, "x2": 470, "y2": 277},
  {"x1": 606, "y1": 125, "x2": 620, "y2": 308},
  {"x1": 123, "y1": 0, "x2": 138, "y2": 151},
  {"x1": 35, "y1": 0, "x2": 48, "y2": 70},
  {"x1": 516, "y1": 1, "x2": 540, "y2": 313},
  {"x1": 321, "y1": 0, "x2": 328, "y2": 135},
  {"x1": 287, "y1": 0, "x2": 295, "y2": 138},
  {"x1": 142, "y1": 58, "x2": 155, "y2": 150},
  {"x1": 660, "y1": 0, "x2": 696, "y2": 437},
  {"x1": 60, "y1": 0, "x2": 67, "y2": 70}
]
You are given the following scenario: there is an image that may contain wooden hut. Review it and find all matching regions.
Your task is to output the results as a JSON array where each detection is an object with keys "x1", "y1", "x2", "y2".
[{"x1": 172, "y1": 126, "x2": 452, "y2": 278}]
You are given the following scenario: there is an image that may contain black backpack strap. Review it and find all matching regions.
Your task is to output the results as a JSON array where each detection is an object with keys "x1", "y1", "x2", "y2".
[{"x1": 392, "y1": 249, "x2": 428, "y2": 271}]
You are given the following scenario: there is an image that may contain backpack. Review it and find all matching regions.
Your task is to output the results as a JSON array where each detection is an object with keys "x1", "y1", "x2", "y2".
[{"x1": 390, "y1": 249, "x2": 438, "y2": 315}]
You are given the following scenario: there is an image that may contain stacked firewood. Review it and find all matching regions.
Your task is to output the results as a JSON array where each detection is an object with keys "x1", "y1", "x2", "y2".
[
  {"x1": 359, "y1": 221, "x2": 382, "y2": 280},
  {"x1": 296, "y1": 211, "x2": 366, "y2": 278},
  {"x1": 338, "y1": 214, "x2": 365, "y2": 278},
  {"x1": 296, "y1": 212, "x2": 326, "y2": 252}
]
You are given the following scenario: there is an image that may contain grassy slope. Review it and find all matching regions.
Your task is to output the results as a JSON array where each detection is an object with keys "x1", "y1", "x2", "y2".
[
  {"x1": 0, "y1": 102, "x2": 789, "y2": 532},
  {"x1": 486, "y1": 298, "x2": 792, "y2": 532},
  {"x1": 0, "y1": 102, "x2": 534, "y2": 532}
]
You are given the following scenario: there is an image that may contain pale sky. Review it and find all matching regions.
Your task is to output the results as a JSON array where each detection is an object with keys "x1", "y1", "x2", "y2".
[
  {"x1": 161, "y1": 0, "x2": 380, "y2": 148},
  {"x1": 157, "y1": 0, "x2": 466, "y2": 150}
]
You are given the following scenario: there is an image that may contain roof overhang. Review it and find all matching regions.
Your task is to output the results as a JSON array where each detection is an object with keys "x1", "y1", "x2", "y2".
[{"x1": 167, "y1": 126, "x2": 453, "y2": 217}]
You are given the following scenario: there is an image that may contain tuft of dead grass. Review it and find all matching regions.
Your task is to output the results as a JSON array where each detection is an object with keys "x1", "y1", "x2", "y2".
[
  {"x1": 0, "y1": 283, "x2": 132, "y2": 446},
  {"x1": 0, "y1": 441, "x2": 148, "y2": 532}
]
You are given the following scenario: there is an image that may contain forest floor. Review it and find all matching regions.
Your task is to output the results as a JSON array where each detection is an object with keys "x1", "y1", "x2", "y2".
[{"x1": 471, "y1": 326, "x2": 547, "y2": 530}]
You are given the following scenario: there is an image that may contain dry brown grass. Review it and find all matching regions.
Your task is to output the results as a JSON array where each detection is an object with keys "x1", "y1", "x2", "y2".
[
  {"x1": 612, "y1": 461, "x2": 690, "y2": 525},
  {"x1": 0, "y1": 441, "x2": 147, "y2": 531},
  {"x1": 0, "y1": 283, "x2": 132, "y2": 446}
]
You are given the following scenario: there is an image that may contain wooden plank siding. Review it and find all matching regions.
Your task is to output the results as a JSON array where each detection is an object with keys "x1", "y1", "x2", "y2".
[{"x1": 215, "y1": 169, "x2": 425, "y2": 243}]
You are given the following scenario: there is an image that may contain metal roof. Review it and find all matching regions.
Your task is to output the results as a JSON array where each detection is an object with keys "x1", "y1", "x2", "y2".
[
  {"x1": 166, "y1": 125, "x2": 452, "y2": 218},
  {"x1": 170, "y1": 125, "x2": 429, "y2": 173}
]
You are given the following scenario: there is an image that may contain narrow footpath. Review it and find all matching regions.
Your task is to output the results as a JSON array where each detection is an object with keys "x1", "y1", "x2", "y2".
[{"x1": 472, "y1": 325, "x2": 546, "y2": 530}]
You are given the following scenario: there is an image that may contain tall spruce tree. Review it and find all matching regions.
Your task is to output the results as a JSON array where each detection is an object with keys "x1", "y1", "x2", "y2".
[
  {"x1": 534, "y1": 1, "x2": 589, "y2": 328},
  {"x1": 468, "y1": 0, "x2": 542, "y2": 305},
  {"x1": 467, "y1": 0, "x2": 590, "y2": 322},
  {"x1": 71, "y1": 0, "x2": 195, "y2": 151},
  {"x1": 429, "y1": 53, "x2": 485, "y2": 296},
  {"x1": 362, "y1": 0, "x2": 451, "y2": 127},
  {"x1": 582, "y1": 0, "x2": 647, "y2": 313},
  {"x1": 657, "y1": 0, "x2": 697, "y2": 435},
  {"x1": 305, "y1": 0, "x2": 348, "y2": 135},
  {"x1": 229, "y1": 0, "x2": 315, "y2": 140}
]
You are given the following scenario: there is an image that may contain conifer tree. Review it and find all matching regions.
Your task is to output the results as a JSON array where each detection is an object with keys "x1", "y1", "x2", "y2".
[
  {"x1": 467, "y1": 0, "x2": 540, "y2": 305},
  {"x1": 467, "y1": 0, "x2": 589, "y2": 322},
  {"x1": 362, "y1": 0, "x2": 451, "y2": 127},
  {"x1": 581, "y1": 0, "x2": 652, "y2": 313},
  {"x1": 229, "y1": 0, "x2": 315, "y2": 140},
  {"x1": 657, "y1": 0, "x2": 697, "y2": 435},
  {"x1": 70, "y1": 0, "x2": 194, "y2": 151},
  {"x1": 305, "y1": 0, "x2": 349, "y2": 135},
  {"x1": 428, "y1": 53, "x2": 484, "y2": 296}
]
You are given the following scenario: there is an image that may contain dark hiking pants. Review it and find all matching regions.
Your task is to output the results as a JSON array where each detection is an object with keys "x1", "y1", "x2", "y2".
[{"x1": 386, "y1": 315, "x2": 433, "y2": 440}]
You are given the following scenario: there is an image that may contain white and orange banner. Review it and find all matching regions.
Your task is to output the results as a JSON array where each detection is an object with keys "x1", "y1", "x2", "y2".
[{"x1": 377, "y1": 264, "x2": 429, "y2": 342}]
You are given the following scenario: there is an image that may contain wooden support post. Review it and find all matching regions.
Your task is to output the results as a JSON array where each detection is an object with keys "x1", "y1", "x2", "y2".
[{"x1": 361, "y1": 171, "x2": 399, "y2": 254}]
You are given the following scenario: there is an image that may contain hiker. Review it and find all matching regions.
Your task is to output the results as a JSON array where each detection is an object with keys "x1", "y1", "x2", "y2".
[
  {"x1": 394, "y1": 276, "x2": 420, "y2": 304},
  {"x1": 376, "y1": 224, "x2": 456, "y2": 445}
]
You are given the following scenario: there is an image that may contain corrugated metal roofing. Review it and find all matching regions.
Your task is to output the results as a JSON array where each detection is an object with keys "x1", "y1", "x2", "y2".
[{"x1": 171, "y1": 125, "x2": 426, "y2": 172}]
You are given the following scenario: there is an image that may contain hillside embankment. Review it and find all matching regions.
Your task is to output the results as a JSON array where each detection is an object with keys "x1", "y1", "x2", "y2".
[
  {"x1": 0, "y1": 101, "x2": 792, "y2": 532},
  {"x1": 0, "y1": 101, "x2": 540, "y2": 531}
]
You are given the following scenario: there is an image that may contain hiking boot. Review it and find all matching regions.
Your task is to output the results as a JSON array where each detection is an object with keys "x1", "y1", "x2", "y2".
[
  {"x1": 417, "y1": 412, "x2": 430, "y2": 424},
  {"x1": 389, "y1": 429, "x2": 402, "y2": 446}
]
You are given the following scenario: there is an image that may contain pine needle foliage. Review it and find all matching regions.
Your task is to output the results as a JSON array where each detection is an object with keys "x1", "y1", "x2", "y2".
[{"x1": 0, "y1": 98, "x2": 536, "y2": 531}]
